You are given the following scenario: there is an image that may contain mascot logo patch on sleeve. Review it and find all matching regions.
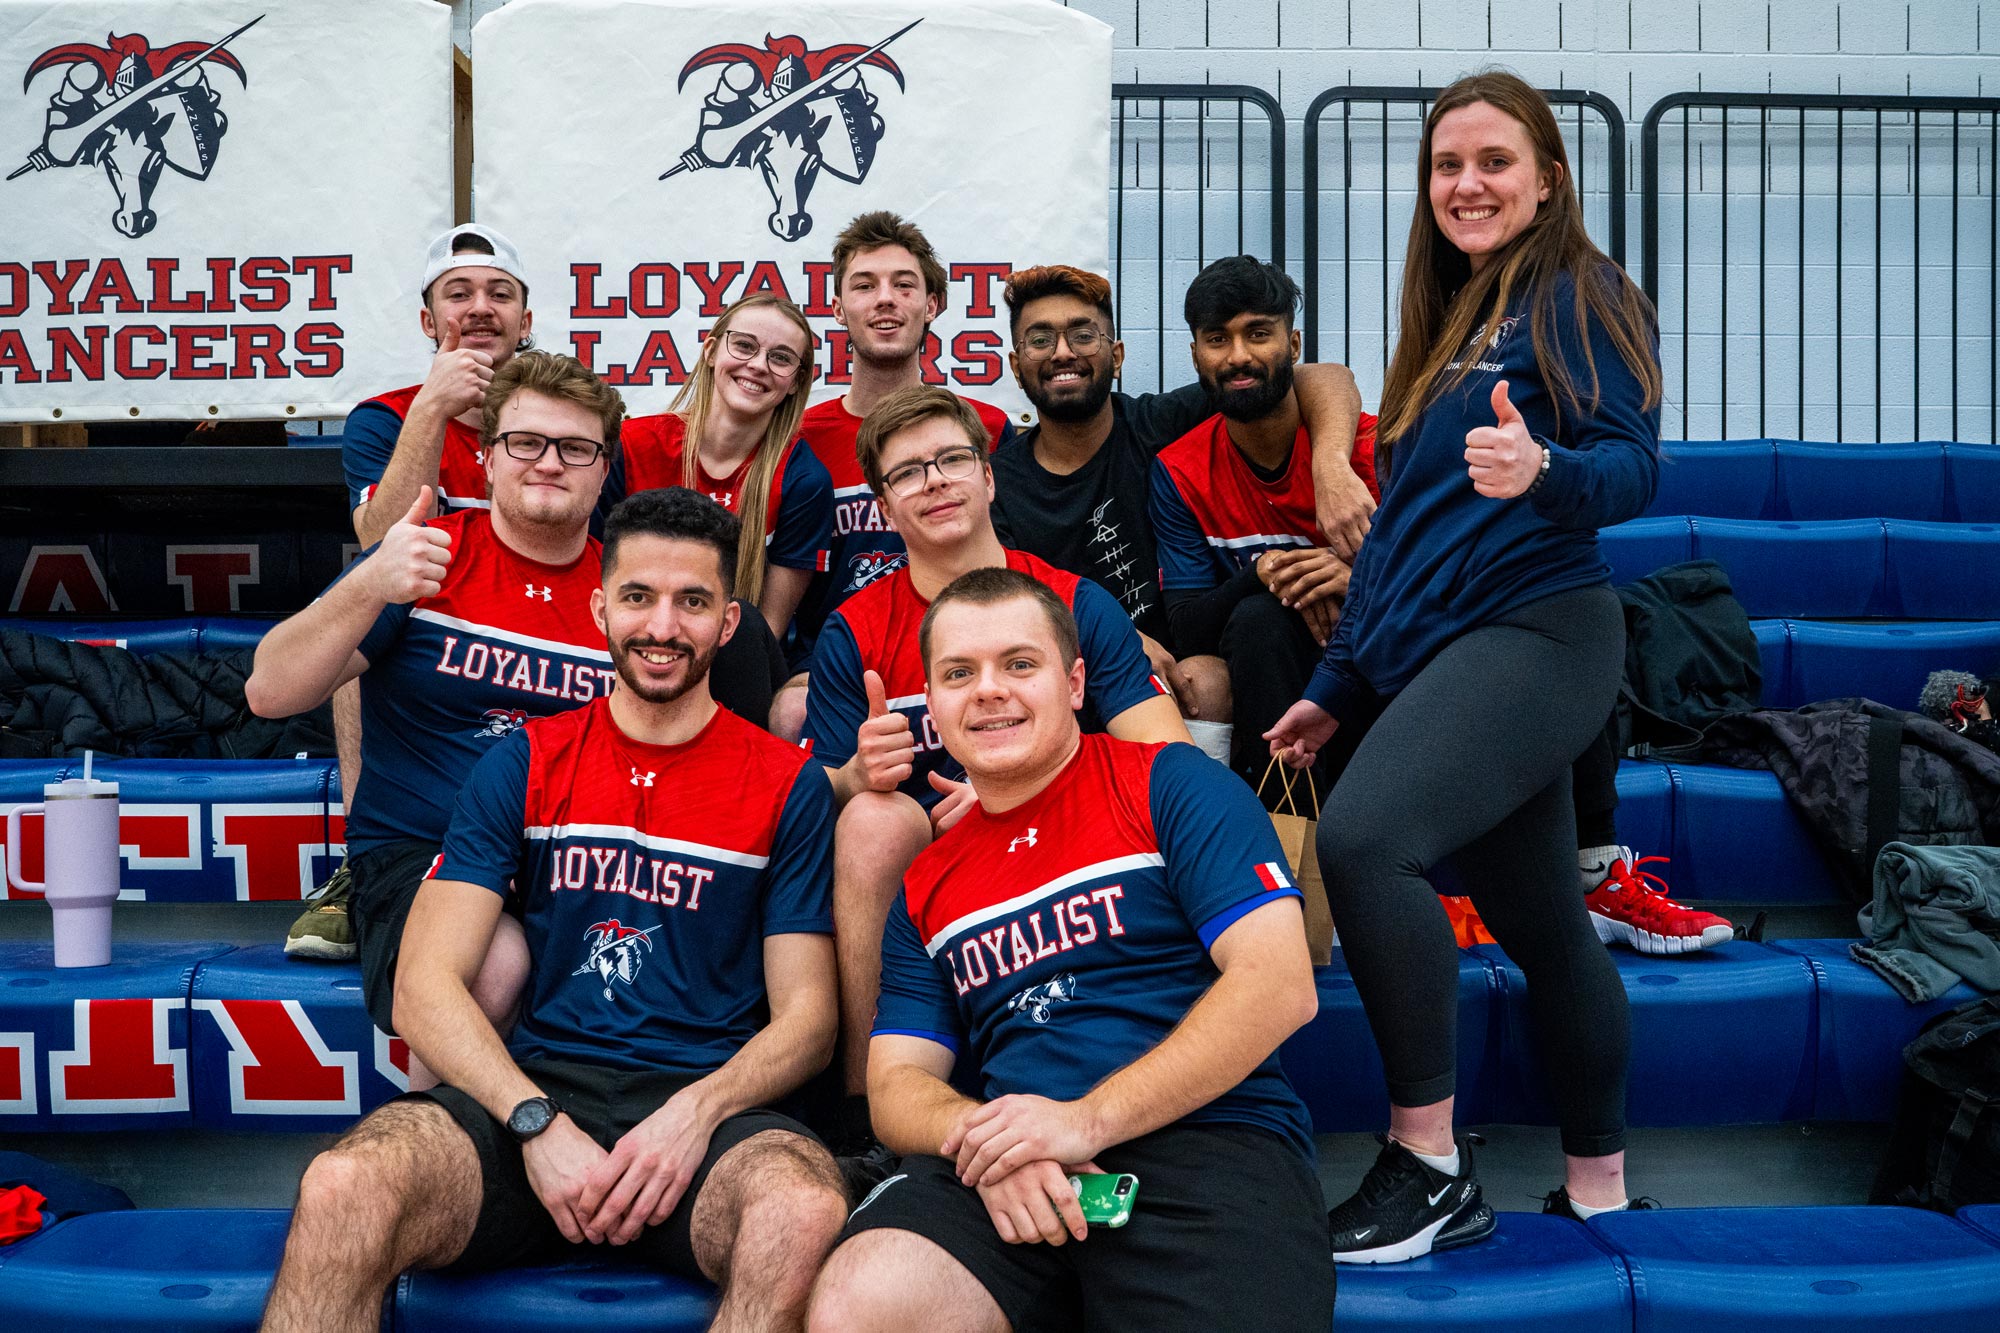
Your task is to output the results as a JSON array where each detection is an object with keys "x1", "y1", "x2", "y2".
[
  {"x1": 8, "y1": 15, "x2": 261, "y2": 238},
  {"x1": 660, "y1": 21, "x2": 918, "y2": 243}
]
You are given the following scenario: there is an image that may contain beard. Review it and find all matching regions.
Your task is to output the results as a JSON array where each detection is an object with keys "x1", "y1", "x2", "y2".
[
  {"x1": 612, "y1": 633, "x2": 720, "y2": 705},
  {"x1": 492, "y1": 480, "x2": 589, "y2": 541},
  {"x1": 1202, "y1": 354, "x2": 1296, "y2": 423},
  {"x1": 1022, "y1": 359, "x2": 1116, "y2": 424}
]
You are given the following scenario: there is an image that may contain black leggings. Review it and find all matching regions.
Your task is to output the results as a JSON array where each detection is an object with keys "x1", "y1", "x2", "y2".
[{"x1": 1314, "y1": 585, "x2": 1630, "y2": 1157}]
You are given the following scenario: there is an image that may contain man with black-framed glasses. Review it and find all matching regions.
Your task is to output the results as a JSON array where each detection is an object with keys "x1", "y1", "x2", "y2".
[{"x1": 248, "y1": 352, "x2": 623, "y2": 1090}]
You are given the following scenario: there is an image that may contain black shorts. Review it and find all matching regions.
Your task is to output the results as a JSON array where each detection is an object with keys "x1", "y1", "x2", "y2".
[
  {"x1": 411, "y1": 1057, "x2": 818, "y2": 1277},
  {"x1": 841, "y1": 1122, "x2": 1334, "y2": 1333},
  {"x1": 348, "y1": 839, "x2": 444, "y2": 1033}
]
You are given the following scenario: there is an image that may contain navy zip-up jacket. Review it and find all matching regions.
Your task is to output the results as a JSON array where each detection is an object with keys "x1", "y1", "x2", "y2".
[{"x1": 1305, "y1": 271, "x2": 1660, "y2": 722}]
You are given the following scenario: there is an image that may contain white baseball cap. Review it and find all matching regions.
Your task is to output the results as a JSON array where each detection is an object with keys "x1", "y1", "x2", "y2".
[{"x1": 421, "y1": 223, "x2": 528, "y2": 297}]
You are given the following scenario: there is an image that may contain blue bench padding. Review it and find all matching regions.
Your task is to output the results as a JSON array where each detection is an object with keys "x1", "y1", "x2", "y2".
[
  {"x1": 1784, "y1": 620, "x2": 2000, "y2": 712},
  {"x1": 1335, "y1": 1212, "x2": 1631, "y2": 1331},
  {"x1": 1646, "y1": 441, "x2": 1780, "y2": 519},
  {"x1": 1773, "y1": 441, "x2": 1949, "y2": 522},
  {"x1": 1689, "y1": 518, "x2": 1889, "y2": 618},
  {"x1": 1599, "y1": 517, "x2": 1694, "y2": 588},
  {"x1": 398, "y1": 1260, "x2": 716, "y2": 1331},
  {"x1": 5, "y1": 616, "x2": 276, "y2": 655},
  {"x1": 1472, "y1": 943, "x2": 1817, "y2": 1127},
  {"x1": 1944, "y1": 442, "x2": 2000, "y2": 521},
  {"x1": 1883, "y1": 520, "x2": 2000, "y2": 619},
  {"x1": 1663, "y1": 762, "x2": 1842, "y2": 904},
  {"x1": 1610, "y1": 761, "x2": 1674, "y2": 857},
  {"x1": 1752, "y1": 620, "x2": 1791, "y2": 703},
  {"x1": 1594, "y1": 1204, "x2": 2000, "y2": 1330},
  {"x1": 1958, "y1": 1203, "x2": 2000, "y2": 1248}
]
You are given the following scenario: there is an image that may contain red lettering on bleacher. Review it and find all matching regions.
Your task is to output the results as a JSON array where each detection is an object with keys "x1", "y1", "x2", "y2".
[
  {"x1": 8, "y1": 545, "x2": 116, "y2": 614},
  {"x1": 212, "y1": 806, "x2": 330, "y2": 901},
  {"x1": 50, "y1": 998, "x2": 188, "y2": 1113},
  {"x1": 0, "y1": 1034, "x2": 32, "y2": 1112},
  {"x1": 374, "y1": 1028, "x2": 410, "y2": 1094},
  {"x1": 2, "y1": 806, "x2": 200, "y2": 900},
  {"x1": 166, "y1": 545, "x2": 261, "y2": 613},
  {"x1": 193, "y1": 999, "x2": 358, "y2": 1115}
]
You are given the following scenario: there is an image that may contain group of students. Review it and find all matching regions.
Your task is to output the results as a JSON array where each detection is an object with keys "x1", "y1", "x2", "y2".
[{"x1": 247, "y1": 70, "x2": 1718, "y2": 1333}]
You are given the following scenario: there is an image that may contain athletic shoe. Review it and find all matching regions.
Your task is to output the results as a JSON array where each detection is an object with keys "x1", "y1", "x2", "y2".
[
  {"x1": 1326, "y1": 1135, "x2": 1497, "y2": 1264},
  {"x1": 284, "y1": 864, "x2": 356, "y2": 960},
  {"x1": 1542, "y1": 1186, "x2": 1661, "y2": 1219},
  {"x1": 1586, "y1": 854, "x2": 1734, "y2": 955},
  {"x1": 836, "y1": 1140, "x2": 900, "y2": 1208}
]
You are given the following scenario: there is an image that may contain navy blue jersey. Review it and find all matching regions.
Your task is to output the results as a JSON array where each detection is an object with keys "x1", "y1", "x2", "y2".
[
  {"x1": 877, "y1": 734, "x2": 1314, "y2": 1157},
  {"x1": 341, "y1": 384, "x2": 490, "y2": 515},
  {"x1": 436, "y1": 697, "x2": 834, "y2": 1075}
]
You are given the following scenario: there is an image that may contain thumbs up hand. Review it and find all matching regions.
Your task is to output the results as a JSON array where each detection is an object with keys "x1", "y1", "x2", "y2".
[
  {"x1": 1463, "y1": 378, "x2": 1542, "y2": 499},
  {"x1": 853, "y1": 669, "x2": 917, "y2": 792},
  {"x1": 417, "y1": 315, "x2": 497, "y2": 419},
  {"x1": 368, "y1": 486, "x2": 454, "y2": 604}
]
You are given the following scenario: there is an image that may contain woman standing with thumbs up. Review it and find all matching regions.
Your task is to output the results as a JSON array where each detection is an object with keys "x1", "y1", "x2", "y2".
[{"x1": 1265, "y1": 70, "x2": 1662, "y2": 1262}]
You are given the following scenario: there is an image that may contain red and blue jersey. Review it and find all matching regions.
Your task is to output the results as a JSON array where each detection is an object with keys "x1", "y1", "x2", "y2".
[
  {"x1": 601, "y1": 413, "x2": 834, "y2": 573},
  {"x1": 1150, "y1": 413, "x2": 1380, "y2": 591},
  {"x1": 800, "y1": 549, "x2": 1165, "y2": 809},
  {"x1": 876, "y1": 734, "x2": 1314, "y2": 1157},
  {"x1": 341, "y1": 383, "x2": 490, "y2": 515},
  {"x1": 437, "y1": 698, "x2": 834, "y2": 1075},
  {"x1": 341, "y1": 510, "x2": 613, "y2": 854},
  {"x1": 789, "y1": 394, "x2": 1015, "y2": 667}
]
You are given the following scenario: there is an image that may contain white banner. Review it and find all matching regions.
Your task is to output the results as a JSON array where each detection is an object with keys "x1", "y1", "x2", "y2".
[
  {"x1": 473, "y1": 0, "x2": 1111, "y2": 420},
  {"x1": 0, "y1": 0, "x2": 452, "y2": 422}
]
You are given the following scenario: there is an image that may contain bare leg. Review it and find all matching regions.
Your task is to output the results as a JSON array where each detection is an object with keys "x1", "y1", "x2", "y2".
[
  {"x1": 833, "y1": 792, "x2": 934, "y2": 1096},
  {"x1": 333, "y1": 679, "x2": 362, "y2": 814},
  {"x1": 1387, "y1": 1096, "x2": 1456, "y2": 1159},
  {"x1": 260, "y1": 1100, "x2": 482, "y2": 1333},
  {"x1": 690, "y1": 1130, "x2": 849, "y2": 1333},
  {"x1": 770, "y1": 674, "x2": 810, "y2": 744},
  {"x1": 1565, "y1": 1149, "x2": 1628, "y2": 1209},
  {"x1": 403, "y1": 914, "x2": 528, "y2": 1092},
  {"x1": 808, "y1": 1228, "x2": 1010, "y2": 1333}
]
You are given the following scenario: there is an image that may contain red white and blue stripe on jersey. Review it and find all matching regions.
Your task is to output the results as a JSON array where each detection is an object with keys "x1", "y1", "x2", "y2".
[
  {"x1": 876, "y1": 733, "x2": 1314, "y2": 1157},
  {"x1": 601, "y1": 413, "x2": 834, "y2": 572},
  {"x1": 788, "y1": 394, "x2": 1015, "y2": 667},
  {"x1": 341, "y1": 384, "x2": 491, "y2": 514},
  {"x1": 1150, "y1": 412, "x2": 1381, "y2": 590},
  {"x1": 342, "y1": 510, "x2": 612, "y2": 854},
  {"x1": 799, "y1": 549, "x2": 1165, "y2": 809},
  {"x1": 437, "y1": 697, "x2": 833, "y2": 1076}
]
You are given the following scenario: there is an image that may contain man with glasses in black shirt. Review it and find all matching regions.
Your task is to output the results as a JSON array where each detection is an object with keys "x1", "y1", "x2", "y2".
[{"x1": 990, "y1": 266, "x2": 1370, "y2": 724}]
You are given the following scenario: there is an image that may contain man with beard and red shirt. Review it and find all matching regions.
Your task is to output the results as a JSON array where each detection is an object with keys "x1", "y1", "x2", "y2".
[
  {"x1": 771, "y1": 212, "x2": 1016, "y2": 741},
  {"x1": 1150, "y1": 256, "x2": 1382, "y2": 799}
]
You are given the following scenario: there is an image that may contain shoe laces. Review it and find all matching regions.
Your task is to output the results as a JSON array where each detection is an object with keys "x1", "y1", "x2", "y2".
[
  {"x1": 1601, "y1": 855, "x2": 1674, "y2": 899},
  {"x1": 1356, "y1": 1136, "x2": 1427, "y2": 1206}
]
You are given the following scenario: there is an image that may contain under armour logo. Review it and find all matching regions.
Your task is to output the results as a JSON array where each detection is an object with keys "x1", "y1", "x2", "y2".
[
  {"x1": 1008, "y1": 828, "x2": 1038, "y2": 852},
  {"x1": 630, "y1": 767, "x2": 655, "y2": 787},
  {"x1": 525, "y1": 583, "x2": 552, "y2": 601}
]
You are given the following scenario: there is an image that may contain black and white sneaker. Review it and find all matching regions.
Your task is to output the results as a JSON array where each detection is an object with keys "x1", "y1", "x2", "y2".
[
  {"x1": 1327, "y1": 1135, "x2": 1497, "y2": 1264},
  {"x1": 1541, "y1": 1186, "x2": 1660, "y2": 1220}
]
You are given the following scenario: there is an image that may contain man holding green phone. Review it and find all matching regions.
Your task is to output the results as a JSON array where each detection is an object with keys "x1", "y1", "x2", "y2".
[{"x1": 806, "y1": 568, "x2": 1336, "y2": 1332}]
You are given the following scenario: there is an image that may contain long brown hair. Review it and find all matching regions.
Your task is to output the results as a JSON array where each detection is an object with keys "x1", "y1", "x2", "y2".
[
  {"x1": 666, "y1": 295, "x2": 815, "y2": 605},
  {"x1": 1376, "y1": 71, "x2": 1661, "y2": 449}
]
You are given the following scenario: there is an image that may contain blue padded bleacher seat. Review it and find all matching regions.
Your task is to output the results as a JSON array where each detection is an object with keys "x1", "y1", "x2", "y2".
[
  {"x1": 1690, "y1": 518, "x2": 1887, "y2": 618},
  {"x1": 398, "y1": 1260, "x2": 716, "y2": 1331},
  {"x1": 1595, "y1": 1204, "x2": 2000, "y2": 1330},
  {"x1": 1665, "y1": 763, "x2": 1844, "y2": 904},
  {"x1": 1646, "y1": 440, "x2": 1778, "y2": 519},
  {"x1": 1769, "y1": 938, "x2": 1981, "y2": 1121},
  {"x1": 189, "y1": 945, "x2": 403, "y2": 1131},
  {"x1": 1752, "y1": 619, "x2": 1792, "y2": 705},
  {"x1": 4, "y1": 618, "x2": 203, "y2": 655},
  {"x1": 1944, "y1": 441, "x2": 2000, "y2": 521},
  {"x1": 1281, "y1": 951, "x2": 1496, "y2": 1132},
  {"x1": 196, "y1": 616, "x2": 277, "y2": 652},
  {"x1": 1960, "y1": 1203, "x2": 2000, "y2": 1247},
  {"x1": 0, "y1": 942, "x2": 229, "y2": 1129},
  {"x1": 1599, "y1": 517, "x2": 1693, "y2": 587},
  {"x1": 1336, "y1": 1213, "x2": 1630, "y2": 1332},
  {"x1": 1774, "y1": 441, "x2": 1948, "y2": 521},
  {"x1": 1787, "y1": 621, "x2": 2000, "y2": 711},
  {"x1": 1883, "y1": 520, "x2": 2000, "y2": 619},
  {"x1": 1473, "y1": 943, "x2": 1816, "y2": 1126},
  {"x1": 0, "y1": 1208, "x2": 301, "y2": 1331},
  {"x1": 1612, "y1": 760, "x2": 1674, "y2": 855}
]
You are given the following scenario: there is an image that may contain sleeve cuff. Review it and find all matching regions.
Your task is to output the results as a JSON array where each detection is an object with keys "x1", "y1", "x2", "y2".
[
  {"x1": 1528, "y1": 437, "x2": 1585, "y2": 521},
  {"x1": 1196, "y1": 887, "x2": 1302, "y2": 949},
  {"x1": 1303, "y1": 665, "x2": 1360, "y2": 723},
  {"x1": 870, "y1": 1026, "x2": 961, "y2": 1054}
]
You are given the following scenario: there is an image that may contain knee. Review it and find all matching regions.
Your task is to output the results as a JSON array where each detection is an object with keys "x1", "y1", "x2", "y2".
[
  {"x1": 295, "y1": 1145, "x2": 402, "y2": 1238},
  {"x1": 1178, "y1": 654, "x2": 1234, "y2": 723},
  {"x1": 770, "y1": 677, "x2": 809, "y2": 743},
  {"x1": 836, "y1": 792, "x2": 931, "y2": 879},
  {"x1": 807, "y1": 1241, "x2": 907, "y2": 1333}
]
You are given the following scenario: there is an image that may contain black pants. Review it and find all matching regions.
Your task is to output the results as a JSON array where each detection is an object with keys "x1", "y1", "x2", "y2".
[
  {"x1": 1221, "y1": 592, "x2": 1358, "y2": 806},
  {"x1": 710, "y1": 599, "x2": 785, "y2": 730},
  {"x1": 1315, "y1": 585, "x2": 1631, "y2": 1157}
]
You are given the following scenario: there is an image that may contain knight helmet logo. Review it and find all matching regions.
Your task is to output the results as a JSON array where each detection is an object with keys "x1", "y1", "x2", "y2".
[
  {"x1": 660, "y1": 20, "x2": 918, "y2": 242},
  {"x1": 574, "y1": 918, "x2": 661, "y2": 1002},
  {"x1": 476, "y1": 708, "x2": 529, "y2": 738},
  {"x1": 9, "y1": 15, "x2": 261, "y2": 238},
  {"x1": 847, "y1": 549, "x2": 907, "y2": 592},
  {"x1": 1006, "y1": 972, "x2": 1078, "y2": 1025}
]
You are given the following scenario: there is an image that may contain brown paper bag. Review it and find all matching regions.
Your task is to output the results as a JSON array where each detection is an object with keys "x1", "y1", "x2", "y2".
[{"x1": 1258, "y1": 758, "x2": 1334, "y2": 965}]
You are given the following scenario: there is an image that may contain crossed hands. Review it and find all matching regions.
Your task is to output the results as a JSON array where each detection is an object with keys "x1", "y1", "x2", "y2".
[
  {"x1": 943, "y1": 1095, "x2": 1106, "y2": 1247},
  {"x1": 523, "y1": 1090, "x2": 714, "y2": 1247},
  {"x1": 1257, "y1": 548, "x2": 1350, "y2": 646}
]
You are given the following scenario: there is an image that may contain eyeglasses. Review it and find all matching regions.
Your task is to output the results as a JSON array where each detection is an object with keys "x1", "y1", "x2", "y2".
[
  {"x1": 720, "y1": 330, "x2": 804, "y2": 376},
  {"x1": 495, "y1": 431, "x2": 606, "y2": 467},
  {"x1": 1019, "y1": 323, "x2": 1108, "y2": 359},
  {"x1": 882, "y1": 446, "x2": 982, "y2": 498}
]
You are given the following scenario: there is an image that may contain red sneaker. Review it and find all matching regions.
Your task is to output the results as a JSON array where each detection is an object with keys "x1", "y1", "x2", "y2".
[{"x1": 1585, "y1": 856, "x2": 1734, "y2": 955}]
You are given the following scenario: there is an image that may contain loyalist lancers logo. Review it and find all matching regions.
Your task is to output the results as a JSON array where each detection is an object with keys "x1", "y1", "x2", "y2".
[
  {"x1": 575, "y1": 918, "x2": 661, "y2": 1001},
  {"x1": 660, "y1": 20, "x2": 918, "y2": 242},
  {"x1": 9, "y1": 15, "x2": 261, "y2": 238}
]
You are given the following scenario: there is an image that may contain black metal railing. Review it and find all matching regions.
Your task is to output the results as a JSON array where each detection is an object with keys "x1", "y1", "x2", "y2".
[
  {"x1": 1642, "y1": 92, "x2": 2000, "y2": 442},
  {"x1": 1301, "y1": 86, "x2": 1626, "y2": 376},
  {"x1": 1110, "y1": 84, "x2": 1286, "y2": 394}
]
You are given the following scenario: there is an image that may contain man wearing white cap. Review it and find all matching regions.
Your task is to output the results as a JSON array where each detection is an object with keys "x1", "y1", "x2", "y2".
[{"x1": 290, "y1": 225, "x2": 537, "y2": 962}]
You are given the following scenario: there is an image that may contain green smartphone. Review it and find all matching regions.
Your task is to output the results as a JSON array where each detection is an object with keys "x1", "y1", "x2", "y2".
[{"x1": 1068, "y1": 1172, "x2": 1139, "y2": 1227}]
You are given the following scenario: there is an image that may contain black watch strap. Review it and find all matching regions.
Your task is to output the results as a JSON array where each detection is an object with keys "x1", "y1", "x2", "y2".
[{"x1": 505, "y1": 1094, "x2": 562, "y2": 1142}]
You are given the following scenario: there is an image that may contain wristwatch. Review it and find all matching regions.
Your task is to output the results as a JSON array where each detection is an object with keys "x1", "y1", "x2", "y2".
[{"x1": 505, "y1": 1094, "x2": 563, "y2": 1142}]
